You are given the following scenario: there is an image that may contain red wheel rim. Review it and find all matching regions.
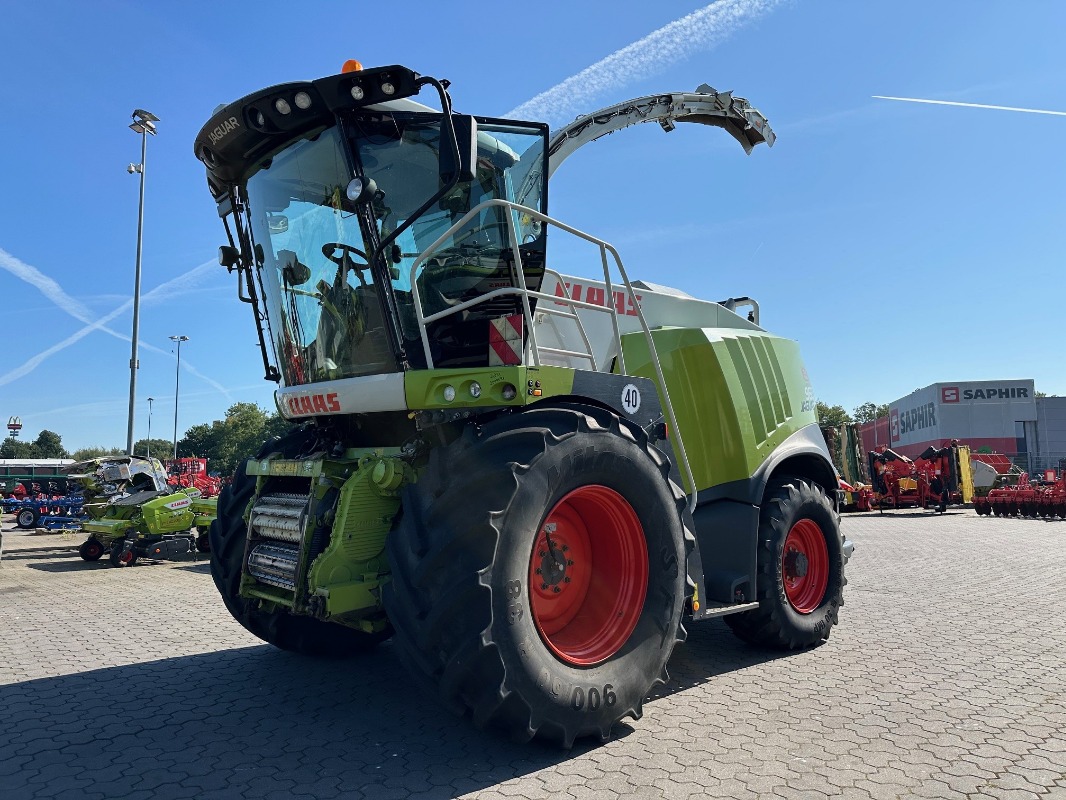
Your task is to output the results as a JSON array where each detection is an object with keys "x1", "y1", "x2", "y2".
[
  {"x1": 528, "y1": 485, "x2": 648, "y2": 667},
  {"x1": 781, "y1": 519, "x2": 829, "y2": 614},
  {"x1": 120, "y1": 551, "x2": 134, "y2": 565}
]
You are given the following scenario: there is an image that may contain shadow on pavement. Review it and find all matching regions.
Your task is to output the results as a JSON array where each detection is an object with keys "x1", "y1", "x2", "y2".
[
  {"x1": 0, "y1": 618, "x2": 790, "y2": 797},
  {"x1": 0, "y1": 643, "x2": 601, "y2": 798}
]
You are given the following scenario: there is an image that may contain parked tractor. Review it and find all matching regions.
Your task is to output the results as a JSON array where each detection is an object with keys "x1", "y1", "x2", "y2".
[
  {"x1": 194, "y1": 62, "x2": 854, "y2": 745},
  {"x1": 64, "y1": 456, "x2": 217, "y2": 565}
]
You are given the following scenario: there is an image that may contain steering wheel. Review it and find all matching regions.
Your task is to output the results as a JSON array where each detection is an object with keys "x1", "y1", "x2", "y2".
[{"x1": 322, "y1": 242, "x2": 369, "y2": 269}]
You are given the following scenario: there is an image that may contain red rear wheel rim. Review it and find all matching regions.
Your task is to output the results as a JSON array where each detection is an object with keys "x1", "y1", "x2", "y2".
[
  {"x1": 782, "y1": 519, "x2": 829, "y2": 614},
  {"x1": 528, "y1": 485, "x2": 648, "y2": 666}
]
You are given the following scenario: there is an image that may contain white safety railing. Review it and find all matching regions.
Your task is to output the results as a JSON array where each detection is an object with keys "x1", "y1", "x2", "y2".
[{"x1": 408, "y1": 198, "x2": 697, "y2": 509}]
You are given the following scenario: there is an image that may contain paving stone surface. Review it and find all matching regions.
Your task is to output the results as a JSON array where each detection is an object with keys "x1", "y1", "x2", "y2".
[{"x1": 0, "y1": 510, "x2": 1064, "y2": 799}]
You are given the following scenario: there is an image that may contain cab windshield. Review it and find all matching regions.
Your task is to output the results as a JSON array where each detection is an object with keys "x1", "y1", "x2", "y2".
[{"x1": 245, "y1": 116, "x2": 547, "y2": 386}]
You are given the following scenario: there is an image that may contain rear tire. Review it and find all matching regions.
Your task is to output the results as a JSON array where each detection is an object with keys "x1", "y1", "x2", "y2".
[
  {"x1": 383, "y1": 405, "x2": 691, "y2": 746},
  {"x1": 726, "y1": 477, "x2": 845, "y2": 649},
  {"x1": 110, "y1": 542, "x2": 137, "y2": 567},
  {"x1": 208, "y1": 428, "x2": 390, "y2": 657}
]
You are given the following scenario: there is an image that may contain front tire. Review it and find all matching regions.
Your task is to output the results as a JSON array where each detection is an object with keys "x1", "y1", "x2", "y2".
[
  {"x1": 383, "y1": 405, "x2": 691, "y2": 746},
  {"x1": 726, "y1": 477, "x2": 846, "y2": 649},
  {"x1": 208, "y1": 429, "x2": 390, "y2": 656},
  {"x1": 79, "y1": 538, "x2": 105, "y2": 561}
]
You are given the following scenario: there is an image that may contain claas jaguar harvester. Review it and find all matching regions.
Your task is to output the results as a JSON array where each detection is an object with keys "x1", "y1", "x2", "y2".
[{"x1": 194, "y1": 62, "x2": 854, "y2": 746}]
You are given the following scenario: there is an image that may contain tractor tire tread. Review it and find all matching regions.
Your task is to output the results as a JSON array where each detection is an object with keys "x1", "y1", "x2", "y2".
[{"x1": 383, "y1": 404, "x2": 692, "y2": 747}]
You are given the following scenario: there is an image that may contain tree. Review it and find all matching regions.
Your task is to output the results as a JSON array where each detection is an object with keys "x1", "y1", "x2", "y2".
[
  {"x1": 0, "y1": 430, "x2": 69, "y2": 459},
  {"x1": 33, "y1": 430, "x2": 69, "y2": 458},
  {"x1": 0, "y1": 437, "x2": 36, "y2": 459},
  {"x1": 71, "y1": 446, "x2": 126, "y2": 461},
  {"x1": 852, "y1": 402, "x2": 891, "y2": 424},
  {"x1": 1036, "y1": 391, "x2": 1047, "y2": 398},
  {"x1": 133, "y1": 438, "x2": 175, "y2": 459},
  {"x1": 177, "y1": 403, "x2": 293, "y2": 477},
  {"x1": 816, "y1": 402, "x2": 851, "y2": 428}
]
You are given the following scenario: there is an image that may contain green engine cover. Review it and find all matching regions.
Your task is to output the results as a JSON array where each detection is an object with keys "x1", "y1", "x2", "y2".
[
  {"x1": 621, "y1": 327, "x2": 817, "y2": 493},
  {"x1": 139, "y1": 489, "x2": 198, "y2": 534}
]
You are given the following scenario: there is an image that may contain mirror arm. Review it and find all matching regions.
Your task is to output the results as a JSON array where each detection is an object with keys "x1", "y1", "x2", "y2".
[{"x1": 368, "y1": 76, "x2": 463, "y2": 267}]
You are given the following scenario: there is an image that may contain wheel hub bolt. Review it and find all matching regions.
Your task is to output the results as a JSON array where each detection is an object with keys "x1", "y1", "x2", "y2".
[{"x1": 553, "y1": 586, "x2": 561, "y2": 593}]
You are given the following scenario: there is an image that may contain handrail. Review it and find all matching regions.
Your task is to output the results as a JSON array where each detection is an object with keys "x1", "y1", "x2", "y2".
[{"x1": 408, "y1": 198, "x2": 697, "y2": 510}]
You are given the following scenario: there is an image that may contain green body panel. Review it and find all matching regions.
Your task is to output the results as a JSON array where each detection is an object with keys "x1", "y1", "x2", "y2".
[
  {"x1": 403, "y1": 365, "x2": 575, "y2": 410},
  {"x1": 306, "y1": 455, "x2": 412, "y2": 620},
  {"x1": 82, "y1": 517, "x2": 134, "y2": 538},
  {"x1": 621, "y1": 327, "x2": 817, "y2": 493},
  {"x1": 139, "y1": 491, "x2": 197, "y2": 534},
  {"x1": 191, "y1": 496, "x2": 217, "y2": 517}
]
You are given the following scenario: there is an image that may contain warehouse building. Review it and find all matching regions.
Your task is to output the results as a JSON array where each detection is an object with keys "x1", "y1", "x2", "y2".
[{"x1": 857, "y1": 379, "x2": 1066, "y2": 474}]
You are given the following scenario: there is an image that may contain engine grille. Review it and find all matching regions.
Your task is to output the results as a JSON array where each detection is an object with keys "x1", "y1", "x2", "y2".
[
  {"x1": 247, "y1": 542, "x2": 300, "y2": 590},
  {"x1": 246, "y1": 491, "x2": 311, "y2": 592},
  {"x1": 249, "y1": 492, "x2": 307, "y2": 543}
]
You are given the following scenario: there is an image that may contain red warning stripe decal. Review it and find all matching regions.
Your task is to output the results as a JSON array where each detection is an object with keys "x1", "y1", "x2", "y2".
[{"x1": 489, "y1": 314, "x2": 523, "y2": 366}]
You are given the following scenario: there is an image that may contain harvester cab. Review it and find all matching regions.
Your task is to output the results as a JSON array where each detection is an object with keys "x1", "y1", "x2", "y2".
[
  {"x1": 65, "y1": 456, "x2": 217, "y2": 566},
  {"x1": 194, "y1": 62, "x2": 853, "y2": 746}
]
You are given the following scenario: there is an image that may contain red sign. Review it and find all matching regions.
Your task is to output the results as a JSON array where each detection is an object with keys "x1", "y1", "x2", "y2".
[
  {"x1": 890, "y1": 408, "x2": 900, "y2": 442},
  {"x1": 554, "y1": 282, "x2": 642, "y2": 317},
  {"x1": 941, "y1": 386, "x2": 960, "y2": 403}
]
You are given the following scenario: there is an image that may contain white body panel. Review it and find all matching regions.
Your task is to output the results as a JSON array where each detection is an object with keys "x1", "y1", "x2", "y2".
[
  {"x1": 535, "y1": 272, "x2": 760, "y2": 371},
  {"x1": 277, "y1": 372, "x2": 406, "y2": 420}
]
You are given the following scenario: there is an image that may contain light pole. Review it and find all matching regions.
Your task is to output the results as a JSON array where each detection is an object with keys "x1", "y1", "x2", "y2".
[
  {"x1": 125, "y1": 108, "x2": 159, "y2": 455},
  {"x1": 169, "y1": 335, "x2": 189, "y2": 460},
  {"x1": 146, "y1": 397, "x2": 155, "y2": 458}
]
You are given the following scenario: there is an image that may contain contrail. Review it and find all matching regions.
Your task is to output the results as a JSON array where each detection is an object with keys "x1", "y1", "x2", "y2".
[
  {"x1": 503, "y1": 0, "x2": 785, "y2": 124},
  {"x1": 0, "y1": 248, "x2": 230, "y2": 395},
  {"x1": 0, "y1": 260, "x2": 231, "y2": 397},
  {"x1": 0, "y1": 247, "x2": 95, "y2": 322},
  {"x1": 873, "y1": 95, "x2": 1066, "y2": 117}
]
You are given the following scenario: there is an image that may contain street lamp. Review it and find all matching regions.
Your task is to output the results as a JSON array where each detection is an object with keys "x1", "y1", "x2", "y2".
[
  {"x1": 125, "y1": 108, "x2": 159, "y2": 456},
  {"x1": 169, "y1": 335, "x2": 189, "y2": 460},
  {"x1": 146, "y1": 397, "x2": 155, "y2": 458}
]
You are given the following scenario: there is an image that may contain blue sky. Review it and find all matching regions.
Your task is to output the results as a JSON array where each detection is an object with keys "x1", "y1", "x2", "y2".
[{"x1": 2, "y1": 0, "x2": 1065, "y2": 451}]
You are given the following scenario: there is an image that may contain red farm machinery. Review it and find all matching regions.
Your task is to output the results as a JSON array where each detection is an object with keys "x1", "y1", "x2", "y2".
[
  {"x1": 974, "y1": 466, "x2": 1066, "y2": 519},
  {"x1": 866, "y1": 443, "x2": 964, "y2": 513},
  {"x1": 163, "y1": 458, "x2": 222, "y2": 498}
]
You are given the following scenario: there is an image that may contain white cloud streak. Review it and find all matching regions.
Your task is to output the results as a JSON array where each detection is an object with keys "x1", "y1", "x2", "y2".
[
  {"x1": 873, "y1": 96, "x2": 1066, "y2": 117},
  {"x1": 503, "y1": 0, "x2": 784, "y2": 125},
  {"x1": 0, "y1": 248, "x2": 96, "y2": 321},
  {"x1": 0, "y1": 258, "x2": 231, "y2": 397}
]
